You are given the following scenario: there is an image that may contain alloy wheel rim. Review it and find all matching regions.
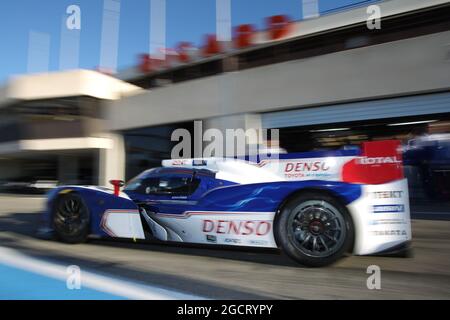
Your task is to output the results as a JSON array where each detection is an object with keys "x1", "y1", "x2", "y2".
[
  {"x1": 54, "y1": 196, "x2": 88, "y2": 236},
  {"x1": 288, "y1": 200, "x2": 346, "y2": 258}
]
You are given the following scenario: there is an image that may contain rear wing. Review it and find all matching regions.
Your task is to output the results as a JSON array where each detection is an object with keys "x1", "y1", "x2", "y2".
[{"x1": 163, "y1": 140, "x2": 404, "y2": 185}]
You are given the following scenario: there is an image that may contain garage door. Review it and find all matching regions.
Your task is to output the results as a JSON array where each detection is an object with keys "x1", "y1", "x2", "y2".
[{"x1": 261, "y1": 92, "x2": 450, "y2": 129}]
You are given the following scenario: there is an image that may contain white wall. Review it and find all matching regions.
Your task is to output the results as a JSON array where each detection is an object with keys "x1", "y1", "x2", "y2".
[{"x1": 0, "y1": 70, "x2": 142, "y2": 107}]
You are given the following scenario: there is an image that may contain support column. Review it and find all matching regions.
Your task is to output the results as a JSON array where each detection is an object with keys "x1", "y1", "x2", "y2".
[
  {"x1": 202, "y1": 113, "x2": 264, "y2": 157},
  {"x1": 98, "y1": 133, "x2": 126, "y2": 187}
]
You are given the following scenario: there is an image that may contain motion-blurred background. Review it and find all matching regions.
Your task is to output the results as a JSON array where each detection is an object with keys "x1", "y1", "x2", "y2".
[{"x1": 0, "y1": 0, "x2": 449, "y2": 218}]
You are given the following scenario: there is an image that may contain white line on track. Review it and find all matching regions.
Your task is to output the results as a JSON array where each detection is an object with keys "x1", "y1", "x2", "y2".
[{"x1": 0, "y1": 246, "x2": 204, "y2": 300}]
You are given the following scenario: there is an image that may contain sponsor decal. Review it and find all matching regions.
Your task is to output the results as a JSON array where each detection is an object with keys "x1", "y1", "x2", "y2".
[
  {"x1": 372, "y1": 205, "x2": 405, "y2": 213},
  {"x1": 284, "y1": 161, "x2": 332, "y2": 179},
  {"x1": 224, "y1": 238, "x2": 242, "y2": 244},
  {"x1": 342, "y1": 140, "x2": 404, "y2": 184},
  {"x1": 371, "y1": 230, "x2": 407, "y2": 236},
  {"x1": 285, "y1": 172, "x2": 333, "y2": 179},
  {"x1": 369, "y1": 219, "x2": 407, "y2": 226},
  {"x1": 372, "y1": 191, "x2": 404, "y2": 199},
  {"x1": 285, "y1": 161, "x2": 330, "y2": 173},
  {"x1": 171, "y1": 159, "x2": 188, "y2": 166},
  {"x1": 248, "y1": 239, "x2": 269, "y2": 246},
  {"x1": 202, "y1": 220, "x2": 272, "y2": 236},
  {"x1": 356, "y1": 156, "x2": 401, "y2": 165},
  {"x1": 206, "y1": 235, "x2": 217, "y2": 243}
]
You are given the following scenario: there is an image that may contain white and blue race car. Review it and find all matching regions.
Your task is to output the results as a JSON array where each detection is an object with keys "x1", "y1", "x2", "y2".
[{"x1": 40, "y1": 140, "x2": 411, "y2": 267}]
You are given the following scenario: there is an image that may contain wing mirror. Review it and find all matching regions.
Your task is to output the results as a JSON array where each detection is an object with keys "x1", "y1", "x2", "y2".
[{"x1": 110, "y1": 180, "x2": 125, "y2": 196}]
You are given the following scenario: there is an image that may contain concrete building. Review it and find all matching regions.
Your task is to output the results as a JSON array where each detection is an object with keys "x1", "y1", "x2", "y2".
[
  {"x1": 0, "y1": 70, "x2": 141, "y2": 187},
  {"x1": 112, "y1": 0, "x2": 450, "y2": 129},
  {"x1": 108, "y1": 0, "x2": 450, "y2": 204}
]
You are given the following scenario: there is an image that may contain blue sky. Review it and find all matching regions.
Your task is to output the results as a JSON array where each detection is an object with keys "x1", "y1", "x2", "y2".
[{"x1": 0, "y1": 0, "x2": 377, "y2": 84}]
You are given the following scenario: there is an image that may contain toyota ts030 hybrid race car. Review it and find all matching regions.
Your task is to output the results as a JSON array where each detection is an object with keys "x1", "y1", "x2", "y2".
[{"x1": 39, "y1": 140, "x2": 412, "y2": 267}]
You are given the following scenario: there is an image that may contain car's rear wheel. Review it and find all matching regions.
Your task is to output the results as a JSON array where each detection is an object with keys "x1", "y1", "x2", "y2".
[
  {"x1": 275, "y1": 192, "x2": 354, "y2": 267},
  {"x1": 53, "y1": 193, "x2": 90, "y2": 244}
]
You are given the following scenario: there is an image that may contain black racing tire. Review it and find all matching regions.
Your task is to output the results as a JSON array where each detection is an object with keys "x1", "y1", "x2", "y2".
[
  {"x1": 275, "y1": 192, "x2": 354, "y2": 267},
  {"x1": 52, "y1": 193, "x2": 90, "y2": 244}
]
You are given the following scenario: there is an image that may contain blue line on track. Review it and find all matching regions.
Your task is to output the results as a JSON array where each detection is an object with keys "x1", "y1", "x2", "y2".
[{"x1": 0, "y1": 263, "x2": 126, "y2": 300}]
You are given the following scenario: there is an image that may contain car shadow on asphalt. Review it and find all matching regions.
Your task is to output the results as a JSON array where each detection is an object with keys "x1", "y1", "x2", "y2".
[
  {"x1": 0, "y1": 212, "x2": 41, "y2": 236},
  {"x1": 0, "y1": 211, "x2": 302, "y2": 268},
  {"x1": 90, "y1": 237, "x2": 302, "y2": 268}
]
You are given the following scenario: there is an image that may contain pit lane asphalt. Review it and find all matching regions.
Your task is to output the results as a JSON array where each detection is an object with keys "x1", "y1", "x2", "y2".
[{"x1": 0, "y1": 195, "x2": 449, "y2": 299}]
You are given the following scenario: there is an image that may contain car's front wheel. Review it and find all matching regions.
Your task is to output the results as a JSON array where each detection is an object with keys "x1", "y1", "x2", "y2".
[
  {"x1": 275, "y1": 192, "x2": 354, "y2": 267},
  {"x1": 52, "y1": 193, "x2": 90, "y2": 244}
]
